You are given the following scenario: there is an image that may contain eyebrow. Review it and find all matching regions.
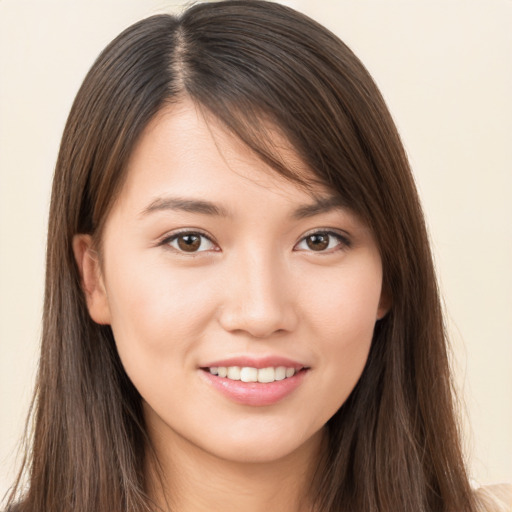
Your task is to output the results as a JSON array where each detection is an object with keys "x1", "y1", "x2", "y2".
[
  {"x1": 140, "y1": 194, "x2": 347, "y2": 219},
  {"x1": 292, "y1": 195, "x2": 348, "y2": 219},
  {"x1": 140, "y1": 197, "x2": 230, "y2": 217}
]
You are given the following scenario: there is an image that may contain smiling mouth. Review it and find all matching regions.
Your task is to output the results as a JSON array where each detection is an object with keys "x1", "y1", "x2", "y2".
[{"x1": 202, "y1": 366, "x2": 306, "y2": 383}]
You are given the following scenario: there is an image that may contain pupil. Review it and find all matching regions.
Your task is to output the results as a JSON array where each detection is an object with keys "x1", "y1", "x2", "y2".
[
  {"x1": 306, "y1": 234, "x2": 329, "y2": 251},
  {"x1": 178, "y1": 234, "x2": 201, "y2": 252}
]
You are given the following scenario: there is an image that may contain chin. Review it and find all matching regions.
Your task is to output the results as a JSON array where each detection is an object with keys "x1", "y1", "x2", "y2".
[{"x1": 196, "y1": 423, "x2": 326, "y2": 465}]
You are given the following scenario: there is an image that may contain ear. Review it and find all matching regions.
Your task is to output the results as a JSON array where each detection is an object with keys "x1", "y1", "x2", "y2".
[
  {"x1": 376, "y1": 288, "x2": 392, "y2": 320},
  {"x1": 72, "y1": 234, "x2": 111, "y2": 325}
]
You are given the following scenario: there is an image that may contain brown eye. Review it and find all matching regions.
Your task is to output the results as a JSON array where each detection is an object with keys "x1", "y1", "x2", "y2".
[
  {"x1": 295, "y1": 231, "x2": 349, "y2": 253},
  {"x1": 166, "y1": 232, "x2": 216, "y2": 253},
  {"x1": 177, "y1": 234, "x2": 201, "y2": 252},
  {"x1": 306, "y1": 234, "x2": 329, "y2": 251}
]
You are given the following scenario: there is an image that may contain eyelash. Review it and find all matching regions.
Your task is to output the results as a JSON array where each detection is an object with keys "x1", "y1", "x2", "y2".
[
  {"x1": 294, "y1": 230, "x2": 351, "y2": 253},
  {"x1": 159, "y1": 229, "x2": 218, "y2": 256},
  {"x1": 159, "y1": 229, "x2": 351, "y2": 255}
]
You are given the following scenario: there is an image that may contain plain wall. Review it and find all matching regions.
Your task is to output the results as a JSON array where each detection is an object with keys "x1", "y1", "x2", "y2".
[{"x1": 1, "y1": 0, "x2": 511, "y2": 499}]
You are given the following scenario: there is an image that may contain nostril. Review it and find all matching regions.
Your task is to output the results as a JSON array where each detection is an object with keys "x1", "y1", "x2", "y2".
[{"x1": 217, "y1": 309, "x2": 297, "y2": 339}]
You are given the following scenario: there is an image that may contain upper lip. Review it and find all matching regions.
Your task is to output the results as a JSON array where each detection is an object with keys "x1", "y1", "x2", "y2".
[{"x1": 200, "y1": 356, "x2": 307, "y2": 370}]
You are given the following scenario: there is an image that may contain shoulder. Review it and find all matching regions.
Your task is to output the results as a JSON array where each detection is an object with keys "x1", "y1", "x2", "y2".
[{"x1": 473, "y1": 483, "x2": 512, "y2": 512}]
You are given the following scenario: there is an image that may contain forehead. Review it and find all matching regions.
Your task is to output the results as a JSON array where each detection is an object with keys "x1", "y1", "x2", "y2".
[{"x1": 117, "y1": 97, "x2": 343, "y2": 213}]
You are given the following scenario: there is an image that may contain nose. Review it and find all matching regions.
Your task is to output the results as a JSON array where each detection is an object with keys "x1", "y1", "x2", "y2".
[{"x1": 217, "y1": 251, "x2": 298, "y2": 339}]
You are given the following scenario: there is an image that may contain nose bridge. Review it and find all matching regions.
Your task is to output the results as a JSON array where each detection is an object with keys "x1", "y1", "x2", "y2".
[{"x1": 218, "y1": 246, "x2": 296, "y2": 337}]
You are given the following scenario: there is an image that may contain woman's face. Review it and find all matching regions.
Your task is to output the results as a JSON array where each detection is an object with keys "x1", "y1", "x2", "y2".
[{"x1": 76, "y1": 98, "x2": 387, "y2": 464}]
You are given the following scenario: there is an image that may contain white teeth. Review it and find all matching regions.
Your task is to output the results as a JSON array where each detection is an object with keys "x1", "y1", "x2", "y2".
[
  {"x1": 257, "y1": 367, "x2": 275, "y2": 383},
  {"x1": 275, "y1": 366, "x2": 286, "y2": 381},
  {"x1": 208, "y1": 366, "x2": 298, "y2": 382},
  {"x1": 227, "y1": 366, "x2": 241, "y2": 380},
  {"x1": 240, "y1": 367, "x2": 258, "y2": 382}
]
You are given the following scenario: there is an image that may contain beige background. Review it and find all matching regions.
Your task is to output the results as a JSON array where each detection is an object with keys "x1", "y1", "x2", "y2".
[{"x1": 1, "y1": 0, "x2": 511, "y2": 499}]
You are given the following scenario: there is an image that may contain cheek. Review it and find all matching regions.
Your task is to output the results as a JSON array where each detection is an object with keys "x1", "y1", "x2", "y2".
[
  {"x1": 103, "y1": 255, "x2": 218, "y2": 362},
  {"x1": 301, "y1": 258, "x2": 382, "y2": 400},
  {"x1": 304, "y1": 259, "x2": 382, "y2": 340}
]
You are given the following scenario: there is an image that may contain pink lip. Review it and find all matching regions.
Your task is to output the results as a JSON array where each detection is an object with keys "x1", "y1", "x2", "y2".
[
  {"x1": 200, "y1": 368, "x2": 308, "y2": 407},
  {"x1": 200, "y1": 356, "x2": 306, "y2": 370}
]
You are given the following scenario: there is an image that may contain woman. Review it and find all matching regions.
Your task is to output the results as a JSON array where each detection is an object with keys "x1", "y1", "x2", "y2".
[{"x1": 4, "y1": 1, "x2": 510, "y2": 511}]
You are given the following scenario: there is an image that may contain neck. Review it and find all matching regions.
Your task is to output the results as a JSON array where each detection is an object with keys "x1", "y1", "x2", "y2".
[{"x1": 145, "y1": 423, "x2": 326, "y2": 512}]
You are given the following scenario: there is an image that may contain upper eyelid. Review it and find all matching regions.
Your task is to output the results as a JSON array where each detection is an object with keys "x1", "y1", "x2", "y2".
[
  {"x1": 299, "y1": 227, "x2": 351, "y2": 240},
  {"x1": 159, "y1": 228, "x2": 215, "y2": 243},
  {"x1": 157, "y1": 229, "x2": 220, "y2": 255},
  {"x1": 294, "y1": 228, "x2": 352, "y2": 251},
  {"x1": 156, "y1": 226, "x2": 351, "y2": 249}
]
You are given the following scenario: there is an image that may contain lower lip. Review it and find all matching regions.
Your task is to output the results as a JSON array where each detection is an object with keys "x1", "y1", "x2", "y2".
[{"x1": 200, "y1": 369, "x2": 308, "y2": 406}]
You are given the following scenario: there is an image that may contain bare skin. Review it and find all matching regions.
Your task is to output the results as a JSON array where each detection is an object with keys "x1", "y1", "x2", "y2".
[
  {"x1": 74, "y1": 98, "x2": 388, "y2": 512},
  {"x1": 145, "y1": 411, "x2": 327, "y2": 512}
]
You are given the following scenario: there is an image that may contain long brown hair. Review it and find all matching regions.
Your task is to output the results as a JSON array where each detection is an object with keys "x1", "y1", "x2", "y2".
[{"x1": 5, "y1": 2, "x2": 476, "y2": 511}]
